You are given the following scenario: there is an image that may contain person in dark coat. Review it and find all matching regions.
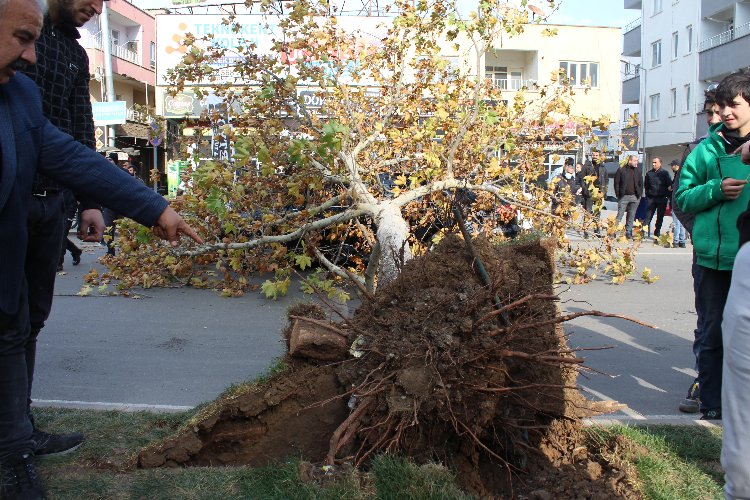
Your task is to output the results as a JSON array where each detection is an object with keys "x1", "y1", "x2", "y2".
[
  {"x1": 644, "y1": 157, "x2": 673, "y2": 238},
  {"x1": 552, "y1": 158, "x2": 580, "y2": 214},
  {"x1": 614, "y1": 155, "x2": 644, "y2": 238},
  {"x1": 0, "y1": 2, "x2": 202, "y2": 496}
]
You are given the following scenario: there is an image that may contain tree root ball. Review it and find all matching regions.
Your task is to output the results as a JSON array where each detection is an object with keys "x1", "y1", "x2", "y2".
[{"x1": 137, "y1": 234, "x2": 634, "y2": 498}]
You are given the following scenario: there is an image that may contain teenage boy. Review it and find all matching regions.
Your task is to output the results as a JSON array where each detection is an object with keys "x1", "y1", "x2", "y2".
[{"x1": 674, "y1": 69, "x2": 750, "y2": 421}]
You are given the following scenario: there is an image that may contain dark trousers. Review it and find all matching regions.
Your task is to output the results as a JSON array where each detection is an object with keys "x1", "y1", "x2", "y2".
[
  {"x1": 25, "y1": 193, "x2": 66, "y2": 416},
  {"x1": 696, "y1": 266, "x2": 732, "y2": 412},
  {"x1": 0, "y1": 280, "x2": 34, "y2": 460},
  {"x1": 645, "y1": 197, "x2": 668, "y2": 236},
  {"x1": 692, "y1": 253, "x2": 704, "y2": 365}
]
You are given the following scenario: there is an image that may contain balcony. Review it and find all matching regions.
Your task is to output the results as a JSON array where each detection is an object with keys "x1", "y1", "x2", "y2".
[
  {"x1": 81, "y1": 32, "x2": 142, "y2": 66},
  {"x1": 622, "y1": 73, "x2": 640, "y2": 104},
  {"x1": 699, "y1": 22, "x2": 750, "y2": 80},
  {"x1": 492, "y1": 79, "x2": 538, "y2": 91},
  {"x1": 622, "y1": 21, "x2": 641, "y2": 57},
  {"x1": 702, "y1": 0, "x2": 736, "y2": 17},
  {"x1": 624, "y1": 0, "x2": 641, "y2": 10}
]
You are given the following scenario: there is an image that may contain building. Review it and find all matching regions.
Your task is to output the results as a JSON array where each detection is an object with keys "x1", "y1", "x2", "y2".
[
  {"x1": 79, "y1": 0, "x2": 159, "y2": 176},
  {"x1": 622, "y1": 0, "x2": 750, "y2": 164}
]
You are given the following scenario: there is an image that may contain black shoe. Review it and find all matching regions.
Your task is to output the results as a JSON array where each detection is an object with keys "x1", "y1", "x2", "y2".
[
  {"x1": 700, "y1": 409, "x2": 722, "y2": 420},
  {"x1": 32, "y1": 430, "x2": 84, "y2": 457},
  {"x1": 0, "y1": 452, "x2": 43, "y2": 500},
  {"x1": 678, "y1": 380, "x2": 700, "y2": 413},
  {"x1": 679, "y1": 242, "x2": 686, "y2": 248},
  {"x1": 72, "y1": 249, "x2": 82, "y2": 265},
  {"x1": 56, "y1": 264, "x2": 63, "y2": 272}
]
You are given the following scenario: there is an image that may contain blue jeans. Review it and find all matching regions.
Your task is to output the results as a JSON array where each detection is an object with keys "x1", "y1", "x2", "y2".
[
  {"x1": 697, "y1": 266, "x2": 732, "y2": 412},
  {"x1": 0, "y1": 279, "x2": 34, "y2": 460},
  {"x1": 673, "y1": 215, "x2": 686, "y2": 244},
  {"x1": 616, "y1": 195, "x2": 639, "y2": 237}
]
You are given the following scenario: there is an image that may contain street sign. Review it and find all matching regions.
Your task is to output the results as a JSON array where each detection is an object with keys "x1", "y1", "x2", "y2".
[
  {"x1": 92, "y1": 101, "x2": 127, "y2": 126},
  {"x1": 149, "y1": 121, "x2": 164, "y2": 147}
]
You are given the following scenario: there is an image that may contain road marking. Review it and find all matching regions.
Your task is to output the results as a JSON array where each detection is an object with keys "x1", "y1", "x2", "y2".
[
  {"x1": 631, "y1": 375, "x2": 667, "y2": 393},
  {"x1": 636, "y1": 252, "x2": 692, "y2": 255},
  {"x1": 32, "y1": 399, "x2": 193, "y2": 413},
  {"x1": 672, "y1": 366, "x2": 698, "y2": 378},
  {"x1": 579, "y1": 385, "x2": 645, "y2": 420}
]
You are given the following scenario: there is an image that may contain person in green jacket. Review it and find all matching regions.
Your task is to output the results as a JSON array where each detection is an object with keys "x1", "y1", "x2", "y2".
[{"x1": 674, "y1": 69, "x2": 750, "y2": 421}]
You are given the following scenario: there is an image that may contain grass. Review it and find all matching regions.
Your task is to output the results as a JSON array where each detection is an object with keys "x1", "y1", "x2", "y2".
[{"x1": 31, "y1": 407, "x2": 725, "y2": 499}]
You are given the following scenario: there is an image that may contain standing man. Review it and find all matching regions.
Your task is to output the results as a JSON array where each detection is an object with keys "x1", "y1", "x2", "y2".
[
  {"x1": 675, "y1": 69, "x2": 750, "y2": 421},
  {"x1": 0, "y1": 2, "x2": 202, "y2": 496},
  {"x1": 643, "y1": 157, "x2": 672, "y2": 239},
  {"x1": 674, "y1": 87, "x2": 722, "y2": 413},
  {"x1": 586, "y1": 150, "x2": 608, "y2": 235},
  {"x1": 19, "y1": 0, "x2": 107, "y2": 457},
  {"x1": 614, "y1": 155, "x2": 643, "y2": 239}
]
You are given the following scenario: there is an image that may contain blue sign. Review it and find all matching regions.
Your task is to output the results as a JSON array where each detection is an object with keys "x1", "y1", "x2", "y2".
[{"x1": 92, "y1": 101, "x2": 127, "y2": 126}]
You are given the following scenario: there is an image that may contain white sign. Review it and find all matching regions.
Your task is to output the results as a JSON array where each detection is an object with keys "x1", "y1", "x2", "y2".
[
  {"x1": 156, "y1": 14, "x2": 390, "y2": 86},
  {"x1": 92, "y1": 101, "x2": 127, "y2": 126},
  {"x1": 131, "y1": 0, "x2": 244, "y2": 10}
]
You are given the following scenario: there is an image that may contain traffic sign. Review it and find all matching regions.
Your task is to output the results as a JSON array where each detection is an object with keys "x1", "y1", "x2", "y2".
[{"x1": 92, "y1": 101, "x2": 127, "y2": 126}]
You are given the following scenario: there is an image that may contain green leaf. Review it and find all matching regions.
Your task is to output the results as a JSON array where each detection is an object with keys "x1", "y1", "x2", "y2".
[
  {"x1": 136, "y1": 227, "x2": 153, "y2": 244},
  {"x1": 294, "y1": 253, "x2": 313, "y2": 270},
  {"x1": 206, "y1": 186, "x2": 227, "y2": 217}
]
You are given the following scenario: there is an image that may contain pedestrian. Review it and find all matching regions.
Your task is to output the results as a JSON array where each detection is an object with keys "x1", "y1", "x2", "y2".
[
  {"x1": 18, "y1": 0, "x2": 111, "y2": 457},
  {"x1": 551, "y1": 158, "x2": 580, "y2": 215},
  {"x1": 674, "y1": 68, "x2": 750, "y2": 421},
  {"x1": 0, "y1": 1, "x2": 202, "y2": 497},
  {"x1": 668, "y1": 160, "x2": 686, "y2": 248},
  {"x1": 643, "y1": 157, "x2": 672, "y2": 239},
  {"x1": 614, "y1": 155, "x2": 643, "y2": 239},
  {"x1": 720, "y1": 136, "x2": 750, "y2": 500},
  {"x1": 674, "y1": 86, "x2": 722, "y2": 414},
  {"x1": 577, "y1": 156, "x2": 599, "y2": 237}
]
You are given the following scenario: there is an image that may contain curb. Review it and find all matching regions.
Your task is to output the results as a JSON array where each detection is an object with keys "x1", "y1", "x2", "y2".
[{"x1": 32, "y1": 399, "x2": 193, "y2": 414}]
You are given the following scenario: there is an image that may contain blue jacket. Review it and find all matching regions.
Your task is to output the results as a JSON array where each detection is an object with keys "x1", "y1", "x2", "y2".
[{"x1": 0, "y1": 73, "x2": 168, "y2": 314}]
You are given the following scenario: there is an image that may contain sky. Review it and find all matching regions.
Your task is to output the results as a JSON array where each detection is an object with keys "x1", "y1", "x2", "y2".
[{"x1": 545, "y1": 0, "x2": 636, "y2": 28}]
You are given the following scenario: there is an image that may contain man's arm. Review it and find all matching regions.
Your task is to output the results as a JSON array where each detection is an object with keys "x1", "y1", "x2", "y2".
[
  {"x1": 614, "y1": 169, "x2": 621, "y2": 199},
  {"x1": 675, "y1": 147, "x2": 725, "y2": 214}
]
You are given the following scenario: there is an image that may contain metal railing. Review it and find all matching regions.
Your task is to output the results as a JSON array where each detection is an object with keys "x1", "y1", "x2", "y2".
[
  {"x1": 80, "y1": 32, "x2": 142, "y2": 66},
  {"x1": 699, "y1": 21, "x2": 750, "y2": 52},
  {"x1": 622, "y1": 65, "x2": 641, "y2": 81},
  {"x1": 623, "y1": 17, "x2": 641, "y2": 34},
  {"x1": 493, "y1": 79, "x2": 538, "y2": 90}
]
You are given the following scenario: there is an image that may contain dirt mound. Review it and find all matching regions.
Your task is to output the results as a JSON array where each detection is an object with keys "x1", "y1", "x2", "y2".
[{"x1": 137, "y1": 234, "x2": 635, "y2": 497}]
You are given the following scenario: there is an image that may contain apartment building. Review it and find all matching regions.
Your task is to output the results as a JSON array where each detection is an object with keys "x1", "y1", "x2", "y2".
[
  {"x1": 622, "y1": 0, "x2": 750, "y2": 164},
  {"x1": 79, "y1": 0, "x2": 158, "y2": 171}
]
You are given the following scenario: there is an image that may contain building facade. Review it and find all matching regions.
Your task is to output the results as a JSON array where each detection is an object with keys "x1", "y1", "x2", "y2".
[
  {"x1": 623, "y1": 0, "x2": 750, "y2": 164},
  {"x1": 79, "y1": 0, "x2": 159, "y2": 175}
]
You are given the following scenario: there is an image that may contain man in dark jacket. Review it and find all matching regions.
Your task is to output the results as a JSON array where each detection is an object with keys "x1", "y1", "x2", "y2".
[
  {"x1": 552, "y1": 158, "x2": 580, "y2": 214},
  {"x1": 19, "y1": 0, "x2": 107, "y2": 457},
  {"x1": 644, "y1": 157, "x2": 672, "y2": 239},
  {"x1": 579, "y1": 151, "x2": 608, "y2": 236},
  {"x1": 0, "y1": 1, "x2": 201, "y2": 497},
  {"x1": 614, "y1": 155, "x2": 643, "y2": 238}
]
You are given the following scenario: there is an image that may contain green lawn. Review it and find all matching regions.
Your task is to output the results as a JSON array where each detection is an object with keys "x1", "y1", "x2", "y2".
[{"x1": 30, "y1": 407, "x2": 724, "y2": 499}]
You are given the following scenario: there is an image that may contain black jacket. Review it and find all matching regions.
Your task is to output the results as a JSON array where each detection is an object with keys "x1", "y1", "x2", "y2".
[
  {"x1": 614, "y1": 165, "x2": 643, "y2": 199},
  {"x1": 644, "y1": 168, "x2": 672, "y2": 198},
  {"x1": 671, "y1": 141, "x2": 701, "y2": 234},
  {"x1": 21, "y1": 17, "x2": 98, "y2": 208}
]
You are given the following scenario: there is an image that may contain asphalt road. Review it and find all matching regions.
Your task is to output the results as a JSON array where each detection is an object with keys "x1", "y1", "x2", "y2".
[{"x1": 35, "y1": 229, "x2": 700, "y2": 419}]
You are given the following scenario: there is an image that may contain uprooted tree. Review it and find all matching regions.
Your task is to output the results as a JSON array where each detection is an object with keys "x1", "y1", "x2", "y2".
[
  {"x1": 105, "y1": 2, "x2": 652, "y2": 495},
  {"x1": 100, "y1": 0, "x2": 649, "y2": 298}
]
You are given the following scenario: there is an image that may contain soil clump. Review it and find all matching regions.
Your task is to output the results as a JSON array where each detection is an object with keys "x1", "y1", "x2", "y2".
[{"x1": 137, "y1": 233, "x2": 636, "y2": 498}]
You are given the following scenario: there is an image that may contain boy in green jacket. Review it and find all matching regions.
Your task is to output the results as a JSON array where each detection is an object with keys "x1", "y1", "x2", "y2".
[{"x1": 675, "y1": 69, "x2": 750, "y2": 420}]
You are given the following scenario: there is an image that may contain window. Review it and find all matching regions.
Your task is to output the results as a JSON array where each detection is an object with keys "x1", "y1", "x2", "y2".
[
  {"x1": 684, "y1": 84, "x2": 691, "y2": 113},
  {"x1": 150, "y1": 42, "x2": 156, "y2": 68},
  {"x1": 649, "y1": 93, "x2": 660, "y2": 121},
  {"x1": 486, "y1": 66, "x2": 524, "y2": 90},
  {"x1": 671, "y1": 32, "x2": 679, "y2": 59},
  {"x1": 559, "y1": 61, "x2": 599, "y2": 87},
  {"x1": 654, "y1": 0, "x2": 663, "y2": 14},
  {"x1": 111, "y1": 29, "x2": 120, "y2": 47},
  {"x1": 686, "y1": 25, "x2": 693, "y2": 54},
  {"x1": 623, "y1": 107, "x2": 631, "y2": 124},
  {"x1": 670, "y1": 88, "x2": 677, "y2": 116},
  {"x1": 651, "y1": 40, "x2": 662, "y2": 67}
]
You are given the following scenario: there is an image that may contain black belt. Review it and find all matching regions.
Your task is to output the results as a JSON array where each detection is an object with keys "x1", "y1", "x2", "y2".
[{"x1": 32, "y1": 188, "x2": 61, "y2": 197}]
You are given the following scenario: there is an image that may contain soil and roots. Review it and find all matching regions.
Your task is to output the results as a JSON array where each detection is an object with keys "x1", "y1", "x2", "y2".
[{"x1": 137, "y1": 234, "x2": 635, "y2": 498}]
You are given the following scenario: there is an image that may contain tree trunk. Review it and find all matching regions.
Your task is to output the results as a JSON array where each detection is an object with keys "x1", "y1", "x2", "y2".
[{"x1": 374, "y1": 203, "x2": 413, "y2": 287}]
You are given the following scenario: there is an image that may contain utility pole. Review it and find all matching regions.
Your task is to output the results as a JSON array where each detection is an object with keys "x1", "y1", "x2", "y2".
[{"x1": 101, "y1": 1, "x2": 117, "y2": 147}]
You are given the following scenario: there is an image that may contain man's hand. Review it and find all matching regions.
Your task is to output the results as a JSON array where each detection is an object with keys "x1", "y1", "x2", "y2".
[
  {"x1": 735, "y1": 141, "x2": 750, "y2": 165},
  {"x1": 152, "y1": 206, "x2": 203, "y2": 246},
  {"x1": 77, "y1": 208, "x2": 105, "y2": 242},
  {"x1": 721, "y1": 178, "x2": 748, "y2": 200}
]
